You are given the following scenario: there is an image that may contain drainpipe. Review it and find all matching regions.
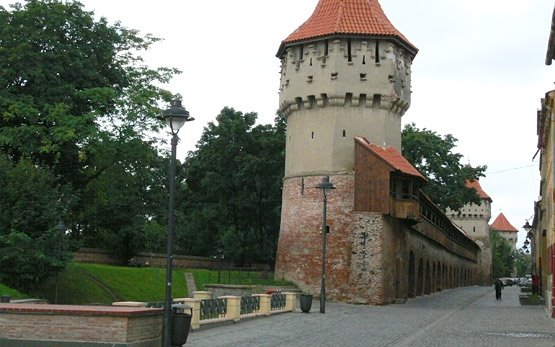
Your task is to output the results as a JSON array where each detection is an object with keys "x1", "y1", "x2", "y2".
[{"x1": 551, "y1": 98, "x2": 555, "y2": 318}]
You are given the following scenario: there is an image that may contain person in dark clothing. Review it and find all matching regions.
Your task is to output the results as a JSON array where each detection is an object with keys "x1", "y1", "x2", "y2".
[
  {"x1": 532, "y1": 274, "x2": 539, "y2": 295},
  {"x1": 494, "y1": 279, "x2": 503, "y2": 300}
]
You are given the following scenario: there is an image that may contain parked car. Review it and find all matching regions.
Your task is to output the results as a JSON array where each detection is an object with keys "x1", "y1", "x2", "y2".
[{"x1": 499, "y1": 277, "x2": 514, "y2": 286}]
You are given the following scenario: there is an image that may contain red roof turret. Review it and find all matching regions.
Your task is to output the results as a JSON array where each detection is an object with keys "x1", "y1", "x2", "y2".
[
  {"x1": 466, "y1": 179, "x2": 492, "y2": 201},
  {"x1": 278, "y1": 0, "x2": 417, "y2": 57},
  {"x1": 491, "y1": 213, "x2": 518, "y2": 233}
]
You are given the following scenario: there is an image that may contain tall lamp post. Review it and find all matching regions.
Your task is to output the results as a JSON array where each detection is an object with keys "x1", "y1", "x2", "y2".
[
  {"x1": 160, "y1": 99, "x2": 194, "y2": 347},
  {"x1": 316, "y1": 176, "x2": 335, "y2": 314},
  {"x1": 54, "y1": 221, "x2": 66, "y2": 304}
]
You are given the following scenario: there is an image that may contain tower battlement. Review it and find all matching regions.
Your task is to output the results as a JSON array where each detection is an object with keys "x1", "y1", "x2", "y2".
[{"x1": 278, "y1": 38, "x2": 413, "y2": 118}]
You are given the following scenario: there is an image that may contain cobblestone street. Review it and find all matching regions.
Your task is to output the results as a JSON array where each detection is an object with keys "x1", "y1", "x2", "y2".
[{"x1": 187, "y1": 286, "x2": 555, "y2": 346}]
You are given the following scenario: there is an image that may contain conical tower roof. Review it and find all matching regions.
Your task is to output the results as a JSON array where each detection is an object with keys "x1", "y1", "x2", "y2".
[
  {"x1": 277, "y1": 0, "x2": 417, "y2": 57},
  {"x1": 466, "y1": 179, "x2": 492, "y2": 201},
  {"x1": 491, "y1": 213, "x2": 518, "y2": 233}
]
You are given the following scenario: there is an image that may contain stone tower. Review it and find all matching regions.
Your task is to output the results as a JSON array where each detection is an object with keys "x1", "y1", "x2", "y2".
[
  {"x1": 275, "y1": 0, "x2": 420, "y2": 303},
  {"x1": 447, "y1": 180, "x2": 493, "y2": 284}
]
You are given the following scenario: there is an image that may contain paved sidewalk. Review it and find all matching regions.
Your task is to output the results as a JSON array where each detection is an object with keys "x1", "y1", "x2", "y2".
[{"x1": 186, "y1": 286, "x2": 555, "y2": 347}]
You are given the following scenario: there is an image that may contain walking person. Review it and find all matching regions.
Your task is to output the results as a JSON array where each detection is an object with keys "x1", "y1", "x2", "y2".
[
  {"x1": 532, "y1": 273, "x2": 539, "y2": 295},
  {"x1": 494, "y1": 278, "x2": 503, "y2": 300}
]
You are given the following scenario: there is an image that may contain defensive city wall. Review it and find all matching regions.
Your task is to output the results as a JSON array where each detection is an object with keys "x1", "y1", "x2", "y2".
[{"x1": 275, "y1": 139, "x2": 481, "y2": 305}]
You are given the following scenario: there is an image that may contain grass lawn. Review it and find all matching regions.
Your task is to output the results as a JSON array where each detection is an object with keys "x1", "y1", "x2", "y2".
[
  {"x1": 0, "y1": 283, "x2": 28, "y2": 300},
  {"x1": 32, "y1": 262, "x2": 295, "y2": 305}
]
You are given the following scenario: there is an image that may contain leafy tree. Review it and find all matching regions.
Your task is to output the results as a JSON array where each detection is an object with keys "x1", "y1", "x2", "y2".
[
  {"x1": 514, "y1": 248, "x2": 531, "y2": 277},
  {"x1": 0, "y1": 155, "x2": 68, "y2": 291},
  {"x1": 490, "y1": 230, "x2": 514, "y2": 279},
  {"x1": 401, "y1": 123, "x2": 487, "y2": 211},
  {"x1": 0, "y1": 0, "x2": 177, "y2": 263},
  {"x1": 177, "y1": 108, "x2": 285, "y2": 266}
]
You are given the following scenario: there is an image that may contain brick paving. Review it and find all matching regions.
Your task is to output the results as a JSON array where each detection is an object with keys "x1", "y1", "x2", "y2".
[{"x1": 186, "y1": 286, "x2": 555, "y2": 346}]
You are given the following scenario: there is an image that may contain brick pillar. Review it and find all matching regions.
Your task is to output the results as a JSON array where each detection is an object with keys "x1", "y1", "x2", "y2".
[
  {"x1": 284, "y1": 292, "x2": 297, "y2": 312},
  {"x1": 180, "y1": 298, "x2": 201, "y2": 329},
  {"x1": 192, "y1": 291, "x2": 211, "y2": 300},
  {"x1": 221, "y1": 296, "x2": 241, "y2": 322},
  {"x1": 253, "y1": 294, "x2": 271, "y2": 315}
]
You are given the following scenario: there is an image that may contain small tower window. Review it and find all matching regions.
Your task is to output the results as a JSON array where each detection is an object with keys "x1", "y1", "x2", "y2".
[
  {"x1": 324, "y1": 40, "x2": 329, "y2": 56},
  {"x1": 342, "y1": 130, "x2": 346, "y2": 137},
  {"x1": 310, "y1": 58, "x2": 313, "y2": 66},
  {"x1": 372, "y1": 94, "x2": 381, "y2": 110},
  {"x1": 299, "y1": 45, "x2": 304, "y2": 60},
  {"x1": 362, "y1": 55, "x2": 366, "y2": 65},
  {"x1": 375, "y1": 41, "x2": 380, "y2": 64},
  {"x1": 311, "y1": 131, "x2": 314, "y2": 139},
  {"x1": 331, "y1": 72, "x2": 338, "y2": 80},
  {"x1": 347, "y1": 39, "x2": 352, "y2": 62},
  {"x1": 360, "y1": 73, "x2": 367, "y2": 81}
]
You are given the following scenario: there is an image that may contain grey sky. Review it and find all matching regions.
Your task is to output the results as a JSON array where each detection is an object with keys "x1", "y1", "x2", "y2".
[{"x1": 2, "y1": 0, "x2": 553, "y2": 247}]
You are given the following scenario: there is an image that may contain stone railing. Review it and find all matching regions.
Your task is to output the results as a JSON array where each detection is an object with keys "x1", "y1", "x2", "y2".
[
  {"x1": 177, "y1": 291, "x2": 297, "y2": 329},
  {"x1": 113, "y1": 291, "x2": 298, "y2": 330}
]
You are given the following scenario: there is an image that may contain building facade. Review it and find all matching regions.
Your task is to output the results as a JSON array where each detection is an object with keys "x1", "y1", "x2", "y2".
[
  {"x1": 490, "y1": 213, "x2": 518, "y2": 250},
  {"x1": 274, "y1": 0, "x2": 481, "y2": 304},
  {"x1": 447, "y1": 180, "x2": 493, "y2": 285},
  {"x1": 534, "y1": 9, "x2": 555, "y2": 317}
]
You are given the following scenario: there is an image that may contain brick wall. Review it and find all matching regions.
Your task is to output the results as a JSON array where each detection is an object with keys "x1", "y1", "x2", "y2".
[
  {"x1": 276, "y1": 174, "x2": 481, "y2": 305},
  {"x1": 0, "y1": 304, "x2": 162, "y2": 345},
  {"x1": 74, "y1": 248, "x2": 231, "y2": 269}
]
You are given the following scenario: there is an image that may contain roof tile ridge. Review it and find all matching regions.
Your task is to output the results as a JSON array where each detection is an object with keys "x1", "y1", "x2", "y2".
[{"x1": 334, "y1": 0, "x2": 346, "y2": 33}]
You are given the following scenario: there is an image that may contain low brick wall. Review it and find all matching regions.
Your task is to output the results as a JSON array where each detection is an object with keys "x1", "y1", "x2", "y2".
[
  {"x1": 0, "y1": 303, "x2": 163, "y2": 346},
  {"x1": 74, "y1": 248, "x2": 231, "y2": 268}
]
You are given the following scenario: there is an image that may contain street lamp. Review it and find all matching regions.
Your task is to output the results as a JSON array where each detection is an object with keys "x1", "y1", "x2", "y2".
[
  {"x1": 316, "y1": 176, "x2": 335, "y2": 314},
  {"x1": 54, "y1": 221, "x2": 66, "y2": 304},
  {"x1": 159, "y1": 99, "x2": 194, "y2": 347},
  {"x1": 522, "y1": 221, "x2": 532, "y2": 232}
]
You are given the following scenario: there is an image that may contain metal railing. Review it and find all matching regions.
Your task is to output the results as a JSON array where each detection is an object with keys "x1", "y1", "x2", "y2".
[
  {"x1": 240, "y1": 296, "x2": 260, "y2": 315},
  {"x1": 200, "y1": 298, "x2": 227, "y2": 320},
  {"x1": 270, "y1": 293, "x2": 286, "y2": 311}
]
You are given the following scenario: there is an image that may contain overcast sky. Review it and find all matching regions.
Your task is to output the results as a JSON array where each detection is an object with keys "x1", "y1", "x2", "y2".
[{"x1": 3, "y1": 0, "x2": 554, "y2": 248}]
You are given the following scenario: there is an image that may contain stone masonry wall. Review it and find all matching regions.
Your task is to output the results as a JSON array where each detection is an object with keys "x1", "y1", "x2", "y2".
[
  {"x1": 275, "y1": 174, "x2": 387, "y2": 304},
  {"x1": 276, "y1": 174, "x2": 481, "y2": 305}
]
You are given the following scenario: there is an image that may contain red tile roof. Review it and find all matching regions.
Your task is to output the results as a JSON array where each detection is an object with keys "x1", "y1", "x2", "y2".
[
  {"x1": 490, "y1": 213, "x2": 518, "y2": 233},
  {"x1": 279, "y1": 0, "x2": 417, "y2": 56},
  {"x1": 466, "y1": 179, "x2": 492, "y2": 201},
  {"x1": 356, "y1": 137, "x2": 426, "y2": 180}
]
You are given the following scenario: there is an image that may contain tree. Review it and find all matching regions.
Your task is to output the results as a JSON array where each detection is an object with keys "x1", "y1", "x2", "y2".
[
  {"x1": 490, "y1": 230, "x2": 514, "y2": 279},
  {"x1": 0, "y1": 0, "x2": 178, "y2": 273},
  {"x1": 177, "y1": 108, "x2": 285, "y2": 266},
  {"x1": 401, "y1": 123, "x2": 487, "y2": 211},
  {"x1": 0, "y1": 155, "x2": 68, "y2": 291},
  {"x1": 514, "y1": 249, "x2": 532, "y2": 277}
]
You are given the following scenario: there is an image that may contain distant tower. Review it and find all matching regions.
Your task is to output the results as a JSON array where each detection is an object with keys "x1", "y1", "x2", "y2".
[
  {"x1": 490, "y1": 212, "x2": 519, "y2": 250},
  {"x1": 447, "y1": 179, "x2": 493, "y2": 284},
  {"x1": 275, "y1": 0, "x2": 418, "y2": 303}
]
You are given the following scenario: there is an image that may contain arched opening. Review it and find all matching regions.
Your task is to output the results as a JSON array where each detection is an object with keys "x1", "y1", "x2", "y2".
[
  {"x1": 417, "y1": 258, "x2": 424, "y2": 296},
  {"x1": 425, "y1": 260, "x2": 431, "y2": 295},
  {"x1": 431, "y1": 261, "x2": 436, "y2": 293},
  {"x1": 436, "y1": 261, "x2": 442, "y2": 292},
  {"x1": 408, "y1": 251, "x2": 415, "y2": 298}
]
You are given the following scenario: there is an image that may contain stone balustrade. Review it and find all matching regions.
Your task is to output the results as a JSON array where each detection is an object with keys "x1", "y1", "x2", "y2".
[{"x1": 113, "y1": 291, "x2": 298, "y2": 330}]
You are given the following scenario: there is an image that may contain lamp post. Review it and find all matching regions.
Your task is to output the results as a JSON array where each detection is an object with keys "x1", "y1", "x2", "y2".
[
  {"x1": 54, "y1": 221, "x2": 66, "y2": 304},
  {"x1": 160, "y1": 99, "x2": 194, "y2": 347},
  {"x1": 316, "y1": 176, "x2": 335, "y2": 314},
  {"x1": 523, "y1": 219, "x2": 533, "y2": 255}
]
